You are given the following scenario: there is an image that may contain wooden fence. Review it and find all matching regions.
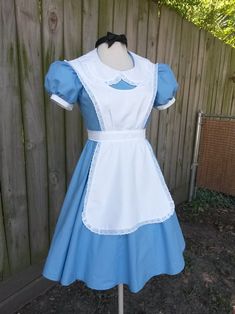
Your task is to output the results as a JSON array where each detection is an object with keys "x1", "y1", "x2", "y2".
[{"x1": 0, "y1": 0, "x2": 234, "y2": 285}]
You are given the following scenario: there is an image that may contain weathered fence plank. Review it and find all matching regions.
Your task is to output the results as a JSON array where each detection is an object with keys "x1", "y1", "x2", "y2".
[
  {"x1": 113, "y1": 0, "x2": 127, "y2": 34},
  {"x1": 161, "y1": 8, "x2": 182, "y2": 192},
  {"x1": 82, "y1": 0, "x2": 99, "y2": 142},
  {"x1": 63, "y1": 0, "x2": 84, "y2": 183},
  {"x1": 147, "y1": 1, "x2": 160, "y2": 148},
  {"x1": 126, "y1": 0, "x2": 139, "y2": 51},
  {"x1": 216, "y1": 42, "x2": 232, "y2": 114},
  {"x1": 146, "y1": 1, "x2": 159, "y2": 141},
  {"x1": 211, "y1": 38, "x2": 225, "y2": 113},
  {"x1": 175, "y1": 18, "x2": 200, "y2": 195},
  {"x1": 224, "y1": 47, "x2": 235, "y2": 115},
  {"x1": 0, "y1": 193, "x2": 5, "y2": 276},
  {"x1": 136, "y1": 0, "x2": 149, "y2": 57},
  {"x1": 155, "y1": 6, "x2": 182, "y2": 198},
  {"x1": 0, "y1": 0, "x2": 30, "y2": 276},
  {"x1": 15, "y1": 0, "x2": 49, "y2": 263},
  {"x1": 167, "y1": 12, "x2": 185, "y2": 199},
  {"x1": 215, "y1": 42, "x2": 229, "y2": 113},
  {"x1": 200, "y1": 32, "x2": 216, "y2": 113},
  {"x1": 98, "y1": 0, "x2": 114, "y2": 36},
  {"x1": 181, "y1": 23, "x2": 201, "y2": 197},
  {"x1": 155, "y1": 4, "x2": 171, "y2": 174},
  {"x1": 42, "y1": 0, "x2": 66, "y2": 239}
]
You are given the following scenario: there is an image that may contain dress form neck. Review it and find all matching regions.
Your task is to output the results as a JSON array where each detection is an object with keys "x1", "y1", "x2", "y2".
[{"x1": 96, "y1": 42, "x2": 134, "y2": 71}]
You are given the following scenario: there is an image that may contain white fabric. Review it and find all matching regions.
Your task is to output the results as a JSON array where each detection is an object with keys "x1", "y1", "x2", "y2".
[
  {"x1": 63, "y1": 48, "x2": 175, "y2": 235},
  {"x1": 83, "y1": 129, "x2": 175, "y2": 235},
  {"x1": 65, "y1": 49, "x2": 156, "y2": 130},
  {"x1": 156, "y1": 97, "x2": 176, "y2": 110},
  {"x1": 87, "y1": 128, "x2": 146, "y2": 141},
  {"x1": 50, "y1": 94, "x2": 73, "y2": 110}
]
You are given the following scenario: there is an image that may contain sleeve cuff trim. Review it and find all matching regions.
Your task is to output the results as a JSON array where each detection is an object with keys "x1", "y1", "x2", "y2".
[
  {"x1": 156, "y1": 97, "x2": 176, "y2": 110},
  {"x1": 50, "y1": 94, "x2": 73, "y2": 111}
]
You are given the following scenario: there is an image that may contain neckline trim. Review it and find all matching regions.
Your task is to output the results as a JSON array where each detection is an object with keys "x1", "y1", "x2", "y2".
[{"x1": 76, "y1": 48, "x2": 155, "y2": 86}]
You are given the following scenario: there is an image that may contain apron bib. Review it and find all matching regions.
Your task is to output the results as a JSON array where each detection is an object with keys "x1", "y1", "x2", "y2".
[{"x1": 65, "y1": 49, "x2": 175, "y2": 235}]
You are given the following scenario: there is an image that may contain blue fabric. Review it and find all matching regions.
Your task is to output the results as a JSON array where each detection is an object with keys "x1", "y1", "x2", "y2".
[
  {"x1": 79, "y1": 87, "x2": 102, "y2": 130},
  {"x1": 109, "y1": 79, "x2": 137, "y2": 90},
  {"x1": 42, "y1": 59, "x2": 185, "y2": 293},
  {"x1": 44, "y1": 61, "x2": 83, "y2": 105},
  {"x1": 154, "y1": 63, "x2": 179, "y2": 108}
]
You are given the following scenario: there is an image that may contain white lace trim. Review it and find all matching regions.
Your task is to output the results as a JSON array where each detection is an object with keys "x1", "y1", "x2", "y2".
[
  {"x1": 50, "y1": 94, "x2": 74, "y2": 110},
  {"x1": 81, "y1": 139, "x2": 175, "y2": 236},
  {"x1": 155, "y1": 97, "x2": 176, "y2": 110},
  {"x1": 104, "y1": 74, "x2": 142, "y2": 86}
]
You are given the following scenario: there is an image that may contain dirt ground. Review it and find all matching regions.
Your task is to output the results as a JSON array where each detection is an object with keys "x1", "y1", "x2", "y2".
[{"x1": 15, "y1": 188, "x2": 235, "y2": 314}]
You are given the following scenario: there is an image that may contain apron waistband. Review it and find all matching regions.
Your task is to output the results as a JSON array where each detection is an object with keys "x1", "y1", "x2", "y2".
[{"x1": 87, "y1": 129, "x2": 146, "y2": 141}]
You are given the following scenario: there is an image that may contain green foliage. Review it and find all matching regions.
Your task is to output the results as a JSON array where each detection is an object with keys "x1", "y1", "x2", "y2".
[
  {"x1": 157, "y1": 0, "x2": 235, "y2": 48},
  {"x1": 178, "y1": 187, "x2": 235, "y2": 230}
]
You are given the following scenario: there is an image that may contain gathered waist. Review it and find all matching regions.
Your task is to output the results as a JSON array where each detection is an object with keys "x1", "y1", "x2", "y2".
[{"x1": 87, "y1": 128, "x2": 146, "y2": 142}]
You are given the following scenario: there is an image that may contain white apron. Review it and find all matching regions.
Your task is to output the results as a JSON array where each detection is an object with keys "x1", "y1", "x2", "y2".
[{"x1": 65, "y1": 48, "x2": 175, "y2": 235}]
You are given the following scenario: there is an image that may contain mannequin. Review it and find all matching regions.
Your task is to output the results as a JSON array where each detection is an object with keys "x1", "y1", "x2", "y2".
[
  {"x1": 44, "y1": 30, "x2": 184, "y2": 314},
  {"x1": 95, "y1": 31, "x2": 133, "y2": 70},
  {"x1": 96, "y1": 32, "x2": 129, "y2": 314},
  {"x1": 95, "y1": 31, "x2": 128, "y2": 314}
]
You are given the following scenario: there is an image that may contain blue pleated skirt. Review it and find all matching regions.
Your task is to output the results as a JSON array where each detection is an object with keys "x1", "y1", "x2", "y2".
[{"x1": 42, "y1": 139, "x2": 186, "y2": 293}]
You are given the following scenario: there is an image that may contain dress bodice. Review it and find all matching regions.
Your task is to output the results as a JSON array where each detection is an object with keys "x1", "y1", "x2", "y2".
[{"x1": 44, "y1": 48, "x2": 179, "y2": 131}]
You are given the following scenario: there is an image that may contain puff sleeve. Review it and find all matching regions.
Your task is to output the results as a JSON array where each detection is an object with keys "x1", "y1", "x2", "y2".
[
  {"x1": 153, "y1": 63, "x2": 179, "y2": 110},
  {"x1": 44, "y1": 60, "x2": 82, "y2": 111}
]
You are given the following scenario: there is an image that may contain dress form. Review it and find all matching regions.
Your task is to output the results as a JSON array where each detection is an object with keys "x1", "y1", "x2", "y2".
[
  {"x1": 96, "y1": 41, "x2": 134, "y2": 71},
  {"x1": 44, "y1": 32, "x2": 183, "y2": 313},
  {"x1": 97, "y1": 39, "x2": 130, "y2": 314}
]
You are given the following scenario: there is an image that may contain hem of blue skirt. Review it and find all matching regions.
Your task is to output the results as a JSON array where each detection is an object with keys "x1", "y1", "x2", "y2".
[{"x1": 42, "y1": 253, "x2": 186, "y2": 294}]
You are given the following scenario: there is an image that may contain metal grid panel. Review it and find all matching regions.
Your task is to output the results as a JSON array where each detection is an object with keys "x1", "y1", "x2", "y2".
[{"x1": 196, "y1": 118, "x2": 235, "y2": 196}]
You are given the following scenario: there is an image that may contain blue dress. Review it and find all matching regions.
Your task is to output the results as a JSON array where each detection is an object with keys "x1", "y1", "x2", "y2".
[{"x1": 42, "y1": 56, "x2": 186, "y2": 293}]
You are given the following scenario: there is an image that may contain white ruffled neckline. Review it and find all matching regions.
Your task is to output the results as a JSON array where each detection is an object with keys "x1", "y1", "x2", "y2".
[{"x1": 80, "y1": 48, "x2": 155, "y2": 86}]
